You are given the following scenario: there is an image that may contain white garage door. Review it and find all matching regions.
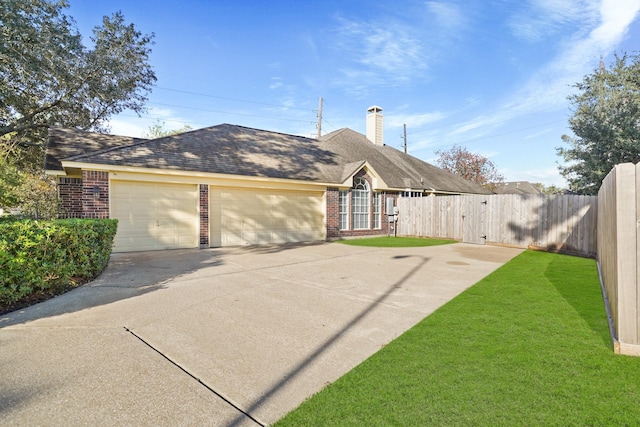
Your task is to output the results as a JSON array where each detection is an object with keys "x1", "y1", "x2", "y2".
[
  {"x1": 210, "y1": 187, "x2": 325, "y2": 246},
  {"x1": 111, "y1": 181, "x2": 199, "y2": 252}
]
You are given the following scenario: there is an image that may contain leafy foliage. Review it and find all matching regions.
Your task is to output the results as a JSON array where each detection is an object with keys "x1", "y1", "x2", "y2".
[
  {"x1": 0, "y1": 151, "x2": 22, "y2": 208},
  {"x1": 531, "y1": 182, "x2": 565, "y2": 195},
  {"x1": 14, "y1": 172, "x2": 60, "y2": 219},
  {"x1": 0, "y1": 218, "x2": 118, "y2": 311},
  {"x1": 143, "y1": 119, "x2": 193, "y2": 139},
  {"x1": 434, "y1": 144, "x2": 504, "y2": 190},
  {"x1": 1, "y1": 145, "x2": 59, "y2": 218},
  {"x1": 558, "y1": 53, "x2": 640, "y2": 195},
  {"x1": 0, "y1": 0, "x2": 156, "y2": 167}
]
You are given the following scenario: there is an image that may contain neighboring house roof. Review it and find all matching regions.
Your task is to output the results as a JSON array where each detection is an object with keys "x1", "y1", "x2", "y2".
[
  {"x1": 493, "y1": 181, "x2": 542, "y2": 195},
  {"x1": 46, "y1": 123, "x2": 491, "y2": 195}
]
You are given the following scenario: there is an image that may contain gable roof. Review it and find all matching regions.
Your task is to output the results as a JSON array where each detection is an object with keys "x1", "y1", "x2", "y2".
[
  {"x1": 47, "y1": 123, "x2": 491, "y2": 194},
  {"x1": 493, "y1": 181, "x2": 542, "y2": 195},
  {"x1": 319, "y1": 128, "x2": 492, "y2": 194},
  {"x1": 59, "y1": 124, "x2": 341, "y2": 183}
]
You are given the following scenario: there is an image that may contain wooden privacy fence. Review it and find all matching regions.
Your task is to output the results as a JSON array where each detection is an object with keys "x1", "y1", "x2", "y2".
[
  {"x1": 397, "y1": 194, "x2": 597, "y2": 257},
  {"x1": 597, "y1": 163, "x2": 640, "y2": 355}
]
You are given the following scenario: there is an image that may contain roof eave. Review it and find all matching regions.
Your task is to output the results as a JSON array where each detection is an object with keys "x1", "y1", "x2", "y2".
[{"x1": 58, "y1": 161, "x2": 338, "y2": 188}]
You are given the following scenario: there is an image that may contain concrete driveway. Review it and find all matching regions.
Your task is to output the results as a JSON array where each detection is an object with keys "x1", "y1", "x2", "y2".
[{"x1": 0, "y1": 242, "x2": 523, "y2": 426}]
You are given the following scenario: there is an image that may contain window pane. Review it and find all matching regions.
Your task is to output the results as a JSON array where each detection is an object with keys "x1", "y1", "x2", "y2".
[
  {"x1": 339, "y1": 190, "x2": 349, "y2": 230},
  {"x1": 352, "y1": 189, "x2": 369, "y2": 229},
  {"x1": 373, "y1": 192, "x2": 381, "y2": 229}
]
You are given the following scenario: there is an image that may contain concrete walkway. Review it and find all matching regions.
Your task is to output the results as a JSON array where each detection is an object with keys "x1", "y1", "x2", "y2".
[{"x1": 0, "y1": 242, "x2": 523, "y2": 426}]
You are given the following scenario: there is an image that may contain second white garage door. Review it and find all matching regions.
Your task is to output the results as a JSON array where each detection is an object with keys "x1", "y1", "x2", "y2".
[
  {"x1": 111, "y1": 181, "x2": 199, "y2": 252},
  {"x1": 210, "y1": 187, "x2": 325, "y2": 246}
]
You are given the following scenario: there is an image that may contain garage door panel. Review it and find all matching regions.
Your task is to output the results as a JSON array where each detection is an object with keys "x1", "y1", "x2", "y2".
[
  {"x1": 211, "y1": 187, "x2": 325, "y2": 247},
  {"x1": 111, "y1": 181, "x2": 198, "y2": 252}
]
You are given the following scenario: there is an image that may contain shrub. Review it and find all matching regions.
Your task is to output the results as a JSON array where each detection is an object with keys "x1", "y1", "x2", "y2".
[{"x1": 0, "y1": 218, "x2": 118, "y2": 310}]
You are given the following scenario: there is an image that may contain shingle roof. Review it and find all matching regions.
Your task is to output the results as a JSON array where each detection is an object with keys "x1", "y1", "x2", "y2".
[
  {"x1": 493, "y1": 181, "x2": 542, "y2": 195},
  {"x1": 60, "y1": 124, "x2": 340, "y2": 182},
  {"x1": 45, "y1": 128, "x2": 144, "y2": 171},
  {"x1": 319, "y1": 128, "x2": 492, "y2": 194},
  {"x1": 46, "y1": 123, "x2": 491, "y2": 194}
]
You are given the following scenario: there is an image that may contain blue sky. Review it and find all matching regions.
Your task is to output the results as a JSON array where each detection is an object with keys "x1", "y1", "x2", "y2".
[{"x1": 68, "y1": 0, "x2": 640, "y2": 187}]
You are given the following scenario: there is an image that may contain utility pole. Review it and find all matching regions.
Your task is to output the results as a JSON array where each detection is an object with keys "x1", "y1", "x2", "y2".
[
  {"x1": 403, "y1": 124, "x2": 407, "y2": 154},
  {"x1": 316, "y1": 97, "x2": 323, "y2": 139}
]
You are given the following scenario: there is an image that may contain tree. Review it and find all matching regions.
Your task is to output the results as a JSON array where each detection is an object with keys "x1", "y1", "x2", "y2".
[
  {"x1": 142, "y1": 120, "x2": 192, "y2": 139},
  {"x1": 532, "y1": 182, "x2": 565, "y2": 195},
  {"x1": 0, "y1": 150, "x2": 22, "y2": 208},
  {"x1": 434, "y1": 145, "x2": 504, "y2": 190},
  {"x1": 0, "y1": 0, "x2": 156, "y2": 168},
  {"x1": 1, "y1": 145, "x2": 59, "y2": 218},
  {"x1": 557, "y1": 53, "x2": 640, "y2": 195}
]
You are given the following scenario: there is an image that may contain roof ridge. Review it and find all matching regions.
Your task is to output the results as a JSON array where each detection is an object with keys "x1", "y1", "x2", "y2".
[
  {"x1": 320, "y1": 127, "x2": 353, "y2": 142},
  {"x1": 225, "y1": 123, "x2": 317, "y2": 142}
]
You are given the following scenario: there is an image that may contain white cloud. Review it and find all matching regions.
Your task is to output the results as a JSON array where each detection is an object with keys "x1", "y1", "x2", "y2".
[
  {"x1": 451, "y1": 0, "x2": 640, "y2": 139},
  {"x1": 450, "y1": 114, "x2": 507, "y2": 136},
  {"x1": 426, "y1": 2, "x2": 465, "y2": 29},
  {"x1": 107, "y1": 118, "x2": 151, "y2": 138},
  {"x1": 148, "y1": 107, "x2": 178, "y2": 119},
  {"x1": 508, "y1": 0, "x2": 598, "y2": 42},
  {"x1": 269, "y1": 80, "x2": 283, "y2": 90},
  {"x1": 509, "y1": 166, "x2": 566, "y2": 187},
  {"x1": 329, "y1": 16, "x2": 429, "y2": 94},
  {"x1": 107, "y1": 106, "x2": 199, "y2": 138},
  {"x1": 592, "y1": 0, "x2": 640, "y2": 46},
  {"x1": 387, "y1": 111, "x2": 446, "y2": 128}
]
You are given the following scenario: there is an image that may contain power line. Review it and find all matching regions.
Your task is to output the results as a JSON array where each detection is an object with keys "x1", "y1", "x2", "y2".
[
  {"x1": 154, "y1": 86, "x2": 312, "y2": 112},
  {"x1": 118, "y1": 113, "x2": 214, "y2": 128},
  {"x1": 428, "y1": 119, "x2": 567, "y2": 150},
  {"x1": 146, "y1": 101, "x2": 315, "y2": 124},
  {"x1": 321, "y1": 117, "x2": 338, "y2": 133}
]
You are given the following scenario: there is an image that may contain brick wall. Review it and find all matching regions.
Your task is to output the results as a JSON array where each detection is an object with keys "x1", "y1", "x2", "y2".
[
  {"x1": 325, "y1": 171, "x2": 399, "y2": 239},
  {"x1": 326, "y1": 187, "x2": 340, "y2": 238},
  {"x1": 199, "y1": 184, "x2": 209, "y2": 247},
  {"x1": 82, "y1": 171, "x2": 109, "y2": 219},
  {"x1": 58, "y1": 177, "x2": 83, "y2": 218}
]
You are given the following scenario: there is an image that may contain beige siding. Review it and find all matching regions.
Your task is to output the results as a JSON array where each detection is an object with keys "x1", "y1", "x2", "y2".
[
  {"x1": 111, "y1": 181, "x2": 199, "y2": 252},
  {"x1": 210, "y1": 187, "x2": 325, "y2": 247}
]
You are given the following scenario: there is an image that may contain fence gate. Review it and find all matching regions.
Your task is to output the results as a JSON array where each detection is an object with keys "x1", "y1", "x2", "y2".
[{"x1": 462, "y1": 196, "x2": 487, "y2": 245}]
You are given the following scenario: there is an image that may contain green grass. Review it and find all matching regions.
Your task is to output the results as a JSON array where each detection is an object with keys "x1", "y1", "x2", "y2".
[
  {"x1": 336, "y1": 236, "x2": 456, "y2": 247},
  {"x1": 275, "y1": 251, "x2": 640, "y2": 426}
]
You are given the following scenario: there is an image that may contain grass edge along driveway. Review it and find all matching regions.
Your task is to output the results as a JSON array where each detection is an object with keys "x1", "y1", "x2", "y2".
[
  {"x1": 276, "y1": 250, "x2": 640, "y2": 426},
  {"x1": 336, "y1": 236, "x2": 457, "y2": 247}
]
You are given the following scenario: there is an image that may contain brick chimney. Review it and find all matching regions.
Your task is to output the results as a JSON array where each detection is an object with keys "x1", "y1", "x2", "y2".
[{"x1": 366, "y1": 105, "x2": 384, "y2": 146}]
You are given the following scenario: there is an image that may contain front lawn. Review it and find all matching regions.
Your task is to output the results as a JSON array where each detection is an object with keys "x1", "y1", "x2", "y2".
[
  {"x1": 276, "y1": 251, "x2": 640, "y2": 426},
  {"x1": 336, "y1": 236, "x2": 456, "y2": 247}
]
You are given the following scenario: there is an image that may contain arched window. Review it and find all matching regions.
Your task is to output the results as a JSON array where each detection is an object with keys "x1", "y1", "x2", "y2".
[{"x1": 352, "y1": 177, "x2": 370, "y2": 229}]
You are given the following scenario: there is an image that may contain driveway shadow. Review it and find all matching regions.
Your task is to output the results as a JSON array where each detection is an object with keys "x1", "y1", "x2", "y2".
[
  {"x1": 0, "y1": 248, "x2": 224, "y2": 328},
  {"x1": 226, "y1": 253, "x2": 431, "y2": 427},
  {"x1": 230, "y1": 241, "x2": 328, "y2": 255}
]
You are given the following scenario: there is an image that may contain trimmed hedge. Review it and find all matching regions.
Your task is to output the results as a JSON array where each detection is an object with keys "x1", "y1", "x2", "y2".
[{"x1": 0, "y1": 218, "x2": 118, "y2": 309}]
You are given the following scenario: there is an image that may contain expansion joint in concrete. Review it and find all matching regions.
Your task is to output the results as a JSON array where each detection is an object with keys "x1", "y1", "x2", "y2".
[{"x1": 123, "y1": 326, "x2": 264, "y2": 427}]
